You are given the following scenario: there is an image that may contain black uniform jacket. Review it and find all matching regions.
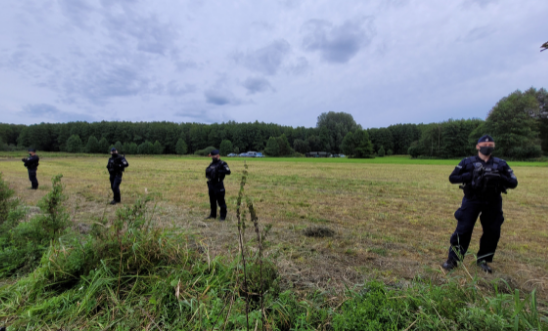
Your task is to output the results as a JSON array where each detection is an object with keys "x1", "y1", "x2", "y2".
[
  {"x1": 206, "y1": 160, "x2": 231, "y2": 185},
  {"x1": 107, "y1": 154, "x2": 129, "y2": 174},
  {"x1": 449, "y1": 155, "x2": 517, "y2": 199},
  {"x1": 22, "y1": 155, "x2": 39, "y2": 169}
]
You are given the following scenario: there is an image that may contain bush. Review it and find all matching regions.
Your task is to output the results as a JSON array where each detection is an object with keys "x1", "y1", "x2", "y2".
[
  {"x1": 85, "y1": 136, "x2": 99, "y2": 153},
  {"x1": 387, "y1": 149, "x2": 393, "y2": 156},
  {"x1": 408, "y1": 141, "x2": 421, "y2": 158},
  {"x1": 125, "y1": 142, "x2": 138, "y2": 154},
  {"x1": 175, "y1": 138, "x2": 188, "y2": 155},
  {"x1": 0, "y1": 173, "x2": 23, "y2": 229},
  {"x1": 0, "y1": 174, "x2": 68, "y2": 277},
  {"x1": 98, "y1": 137, "x2": 110, "y2": 153},
  {"x1": 137, "y1": 141, "x2": 155, "y2": 154},
  {"x1": 194, "y1": 146, "x2": 217, "y2": 156},
  {"x1": 264, "y1": 137, "x2": 279, "y2": 156},
  {"x1": 507, "y1": 145, "x2": 542, "y2": 159},
  {"x1": 153, "y1": 140, "x2": 164, "y2": 154},
  {"x1": 333, "y1": 282, "x2": 406, "y2": 330},
  {"x1": 342, "y1": 130, "x2": 374, "y2": 158},
  {"x1": 378, "y1": 146, "x2": 386, "y2": 157},
  {"x1": 114, "y1": 141, "x2": 124, "y2": 153},
  {"x1": 65, "y1": 135, "x2": 83, "y2": 153},
  {"x1": 220, "y1": 139, "x2": 233, "y2": 156}
]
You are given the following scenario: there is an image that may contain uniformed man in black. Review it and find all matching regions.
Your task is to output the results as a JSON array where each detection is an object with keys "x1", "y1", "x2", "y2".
[
  {"x1": 442, "y1": 135, "x2": 518, "y2": 273},
  {"x1": 22, "y1": 148, "x2": 39, "y2": 189},
  {"x1": 205, "y1": 149, "x2": 231, "y2": 221},
  {"x1": 106, "y1": 148, "x2": 129, "y2": 205}
]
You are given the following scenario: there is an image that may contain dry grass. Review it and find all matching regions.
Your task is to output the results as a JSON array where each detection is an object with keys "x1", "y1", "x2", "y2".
[{"x1": 1, "y1": 155, "x2": 547, "y2": 301}]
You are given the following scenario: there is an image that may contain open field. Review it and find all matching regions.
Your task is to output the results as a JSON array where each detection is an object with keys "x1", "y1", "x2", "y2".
[{"x1": 1, "y1": 153, "x2": 547, "y2": 301}]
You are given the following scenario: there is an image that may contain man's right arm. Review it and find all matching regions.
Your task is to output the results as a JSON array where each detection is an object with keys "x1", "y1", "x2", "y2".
[{"x1": 449, "y1": 159, "x2": 472, "y2": 184}]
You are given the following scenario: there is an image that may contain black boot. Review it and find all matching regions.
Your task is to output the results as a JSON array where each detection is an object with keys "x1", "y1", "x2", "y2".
[
  {"x1": 477, "y1": 261, "x2": 492, "y2": 273},
  {"x1": 205, "y1": 215, "x2": 216, "y2": 220},
  {"x1": 110, "y1": 200, "x2": 118, "y2": 205},
  {"x1": 442, "y1": 259, "x2": 457, "y2": 271}
]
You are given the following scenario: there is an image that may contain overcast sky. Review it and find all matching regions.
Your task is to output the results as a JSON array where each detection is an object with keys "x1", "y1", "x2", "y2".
[{"x1": 0, "y1": 0, "x2": 546, "y2": 128}]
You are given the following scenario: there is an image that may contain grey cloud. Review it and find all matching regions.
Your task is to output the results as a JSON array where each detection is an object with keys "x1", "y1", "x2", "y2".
[
  {"x1": 61, "y1": 61, "x2": 153, "y2": 105},
  {"x1": 242, "y1": 77, "x2": 274, "y2": 95},
  {"x1": 301, "y1": 18, "x2": 375, "y2": 63},
  {"x1": 235, "y1": 39, "x2": 291, "y2": 75},
  {"x1": 22, "y1": 103, "x2": 94, "y2": 122},
  {"x1": 204, "y1": 89, "x2": 239, "y2": 106},
  {"x1": 58, "y1": 0, "x2": 97, "y2": 29},
  {"x1": 251, "y1": 21, "x2": 274, "y2": 31},
  {"x1": 462, "y1": 0, "x2": 498, "y2": 8},
  {"x1": 176, "y1": 60, "x2": 199, "y2": 72},
  {"x1": 174, "y1": 107, "x2": 231, "y2": 123},
  {"x1": 285, "y1": 56, "x2": 310, "y2": 75},
  {"x1": 277, "y1": 0, "x2": 302, "y2": 9},
  {"x1": 103, "y1": 11, "x2": 179, "y2": 55},
  {"x1": 167, "y1": 81, "x2": 196, "y2": 96},
  {"x1": 459, "y1": 26, "x2": 496, "y2": 42}
]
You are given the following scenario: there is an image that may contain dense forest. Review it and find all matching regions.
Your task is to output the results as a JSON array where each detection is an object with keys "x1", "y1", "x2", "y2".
[{"x1": 1, "y1": 88, "x2": 546, "y2": 159}]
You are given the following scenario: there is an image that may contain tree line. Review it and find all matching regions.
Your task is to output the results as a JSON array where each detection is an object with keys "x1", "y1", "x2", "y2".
[{"x1": 0, "y1": 87, "x2": 546, "y2": 159}]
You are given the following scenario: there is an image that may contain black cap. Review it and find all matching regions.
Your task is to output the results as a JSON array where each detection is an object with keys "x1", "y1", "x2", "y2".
[
  {"x1": 477, "y1": 135, "x2": 494, "y2": 143},
  {"x1": 111, "y1": 147, "x2": 117, "y2": 152},
  {"x1": 210, "y1": 149, "x2": 219, "y2": 155},
  {"x1": 28, "y1": 148, "x2": 36, "y2": 152}
]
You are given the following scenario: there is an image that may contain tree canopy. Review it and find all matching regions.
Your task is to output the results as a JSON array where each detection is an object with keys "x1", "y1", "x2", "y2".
[{"x1": 2, "y1": 88, "x2": 547, "y2": 160}]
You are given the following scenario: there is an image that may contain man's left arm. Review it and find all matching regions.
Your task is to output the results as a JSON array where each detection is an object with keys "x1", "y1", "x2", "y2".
[
  {"x1": 501, "y1": 162, "x2": 518, "y2": 189},
  {"x1": 217, "y1": 162, "x2": 231, "y2": 175}
]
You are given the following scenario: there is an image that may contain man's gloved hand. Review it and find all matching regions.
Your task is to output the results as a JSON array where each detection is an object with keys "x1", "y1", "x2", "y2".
[{"x1": 461, "y1": 172, "x2": 472, "y2": 183}]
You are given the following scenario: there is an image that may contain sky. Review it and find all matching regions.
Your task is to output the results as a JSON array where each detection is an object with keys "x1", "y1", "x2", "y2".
[{"x1": 0, "y1": 0, "x2": 547, "y2": 128}]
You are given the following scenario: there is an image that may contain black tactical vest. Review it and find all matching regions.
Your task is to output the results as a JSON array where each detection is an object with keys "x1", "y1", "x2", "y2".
[{"x1": 466, "y1": 156, "x2": 505, "y2": 198}]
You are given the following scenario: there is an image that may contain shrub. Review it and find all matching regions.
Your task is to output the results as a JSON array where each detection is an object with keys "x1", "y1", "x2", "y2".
[
  {"x1": 65, "y1": 135, "x2": 83, "y2": 153},
  {"x1": 0, "y1": 174, "x2": 68, "y2": 277},
  {"x1": 85, "y1": 136, "x2": 99, "y2": 153},
  {"x1": 333, "y1": 282, "x2": 406, "y2": 330},
  {"x1": 194, "y1": 146, "x2": 217, "y2": 156},
  {"x1": 137, "y1": 141, "x2": 155, "y2": 154},
  {"x1": 378, "y1": 146, "x2": 386, "y2": 157},
  {"x1": 114, "y1": 141, "x2": 124, "y2": 153},
  {"x1": 153, "y1": 140, "x2": 164, "y2": 154},
  {"x1": 98, "y1": 137, "x2": 110, "y2": 153},
  {"x1": 387, "y1": 149, "x2": 393, "y2": 156},
  {"x1": 264, "y1": 137, "x2": 279, "y2": 156},
  {"x1": 220, "y1": 139, "x2": 233, "y2": 156},
  {"x1": 125, "y1": 142, "x2": 138, "y2": 154},
  {"x1": 175, "y1": 138, "x2": 188, "y2": 155}
]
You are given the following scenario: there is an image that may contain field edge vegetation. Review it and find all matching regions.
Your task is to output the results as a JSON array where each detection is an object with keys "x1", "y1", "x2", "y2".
[{"x1": 0, "y1": 172, "x2": 547, "y2": 330}]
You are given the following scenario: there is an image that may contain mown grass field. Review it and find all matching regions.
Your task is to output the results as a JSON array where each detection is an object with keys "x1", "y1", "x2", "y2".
[{"x1": 1, "y1": 152, "x2": 547, "y2": 303}]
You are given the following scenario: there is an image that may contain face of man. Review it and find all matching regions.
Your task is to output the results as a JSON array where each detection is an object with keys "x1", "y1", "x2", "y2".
[
  {"x1": 111, "y1": 150, "x2": 118, "y2": 156},
  {"x1": 476, "y1": 141, "x2": 495, "y2": 156},
  {"x1": 29, "y1": 151, "x2": 36, "y2": 156},
  {"x1": 210, "y1": 154, "x2": 220, "y2": 161}
]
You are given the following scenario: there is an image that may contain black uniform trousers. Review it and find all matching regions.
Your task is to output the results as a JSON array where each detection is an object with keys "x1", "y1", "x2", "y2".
[
  {"x1": 208, "y1": 181, "x2": 227, "y2": 218},
  {"x1": 109, "y1": 172, "x2": 123, "y2": 203},
  {"x1": 28, "y1": 168, "x2": 38, "y2": 189},
  {"x1": 448, "y1": 196, "x2": 504, "y2": 263}
]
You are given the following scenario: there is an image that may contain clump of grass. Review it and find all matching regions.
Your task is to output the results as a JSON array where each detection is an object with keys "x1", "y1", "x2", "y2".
[
  {"x1": 333, "y1": 278, "x2": 548, "y2": 331},
  {"x1": 0, "y1": 174, "x2": 69, "y2": 278},
  {"x1": 0, "y1": 173, "x2": 25, "y2": 232},
  {"x1": 304, "y1": 226, "x2": 335, "y2": 238}
]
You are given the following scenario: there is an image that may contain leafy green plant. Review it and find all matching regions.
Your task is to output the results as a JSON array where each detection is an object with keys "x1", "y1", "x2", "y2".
[{"x1": 0, "y1": 174, "x2": 69, "y2": 277}]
